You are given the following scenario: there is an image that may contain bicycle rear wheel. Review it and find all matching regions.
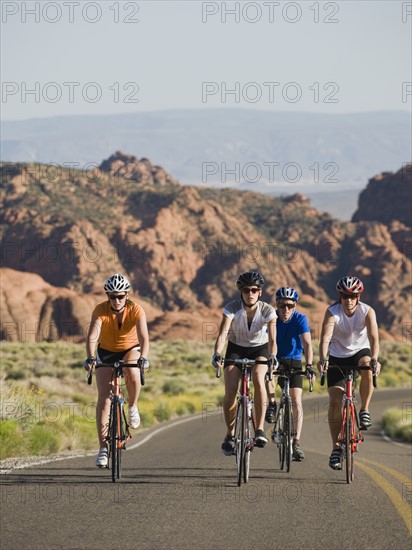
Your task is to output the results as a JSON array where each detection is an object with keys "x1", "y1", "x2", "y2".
[
  {"x1": 284, "y1": 397, "x2": 292, "y2": 473},
  {"x1": 345, "y1": 402, "x2": 354, "y2": 484}
]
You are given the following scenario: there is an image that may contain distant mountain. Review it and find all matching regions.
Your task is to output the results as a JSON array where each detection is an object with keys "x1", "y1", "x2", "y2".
[
  {"x1": 1, "y1": 109, "x2": 410, "y2": 219},
  {"x1": 1, "y1": 156, "x2": 410, "y2": 342}
]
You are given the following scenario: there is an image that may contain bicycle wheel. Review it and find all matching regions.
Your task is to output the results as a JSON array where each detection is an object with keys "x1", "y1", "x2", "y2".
[
  {"x1": 234, "y1": 399, "x2": 243, "y2": 486},
  {"x1": 274, "y1": 405, "x2": 285, "y2": 470},
  {"x1": 110, "y1": 398, "x2": 118, "y2": 482},
  {"x1": 345, "y1": 402, "x2": 354, "y2": 484},
  {"x1": 243, "y1": 401, "x2": 252, "y2": 484},
  {"x1": 235, "y1": 397, "x2": 247, "y2": 486},
  {"x1": 284, "y1": 397, "x2": 292, "y2": 473},
  {"x1": 116, "y1": 401, "x2": 125, "y2": 480}
]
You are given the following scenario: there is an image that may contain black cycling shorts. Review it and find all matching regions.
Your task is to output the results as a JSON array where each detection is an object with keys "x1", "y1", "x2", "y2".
[
  {"x1": 277, "y1": 358, "x2": 303, "y2": 390},
  {"x1": 97, "y1": 344, "x2": 140, "y2": 364},
  {"x1": 225, "y1": 341, "x2": 270, "y2": 367},
  {"x1": 327, "y1": 348, "x2": 371, "y2": 389}
]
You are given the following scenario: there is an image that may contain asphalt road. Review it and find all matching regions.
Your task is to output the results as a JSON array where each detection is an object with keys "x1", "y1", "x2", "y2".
[{"x1": 1, "y1": 388, "x2": 411, "y2": 550}]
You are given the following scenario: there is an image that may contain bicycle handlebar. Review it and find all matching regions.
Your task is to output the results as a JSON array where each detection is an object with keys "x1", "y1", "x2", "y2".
[
  {"x1": 215, "y1": 358, "x2": 269, "y2": 380},
  {"x1": 89, "y1": 361, "x2": 145, "y2": 386},
  {"x1": 319, "y1": 362, "x2": 377, "y2": 388},
  {"x1": 274, "y1": 366, "x2": 314, "y2": 392}
]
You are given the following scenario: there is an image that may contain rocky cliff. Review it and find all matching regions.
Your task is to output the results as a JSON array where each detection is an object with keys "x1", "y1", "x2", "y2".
[
  {"x1": 352, "y1": 164, "x2": 411, "y2": 226},
  {"x1": 1, "y1": 155, "x2": 410, "y2": 342}
]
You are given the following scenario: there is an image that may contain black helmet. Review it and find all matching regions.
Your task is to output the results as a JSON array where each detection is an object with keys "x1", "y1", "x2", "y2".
[{"x1": 236, "y1": 271, "x2": 265, "y2": 290}]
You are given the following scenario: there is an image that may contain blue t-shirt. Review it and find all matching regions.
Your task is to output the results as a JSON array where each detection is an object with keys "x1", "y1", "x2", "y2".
[{"x1": 276, "y1": 310, "x2": 310, "y2": 360}]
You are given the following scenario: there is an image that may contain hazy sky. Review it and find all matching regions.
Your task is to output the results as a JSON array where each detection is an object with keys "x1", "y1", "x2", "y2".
[{"x1": 1, "y1": 0, "x2": 411, "y2": 120}]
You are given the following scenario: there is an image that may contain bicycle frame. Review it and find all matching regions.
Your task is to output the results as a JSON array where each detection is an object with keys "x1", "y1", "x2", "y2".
[
  {"x1": 337, "y1": 369, "x2": 363, "y2": 484},
  {"x1": 320, "y1": 362, "x2": 376, "y2": 484},
  {"x1": 238, "y1": 363, "x2": 256, "y2": 450}
]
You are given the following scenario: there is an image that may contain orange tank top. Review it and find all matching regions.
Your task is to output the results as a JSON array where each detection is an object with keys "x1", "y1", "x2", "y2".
[{"x1": 92, "y1": 300, "x2": 144, "y2": 352}]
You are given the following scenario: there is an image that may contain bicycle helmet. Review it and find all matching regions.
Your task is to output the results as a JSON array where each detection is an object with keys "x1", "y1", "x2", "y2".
[
  {"x1": 236, "y1": 271, "x2": 265, "y2": 290},
  {"x1": 104, "y1": 273, "x2": 131, "y2": 293},
  {"x1": 336, "y1": 276, "x2": 364, "y2": 294},
  {"x1": 276, "y1": 286, "x2": 299, "y2": 301}
]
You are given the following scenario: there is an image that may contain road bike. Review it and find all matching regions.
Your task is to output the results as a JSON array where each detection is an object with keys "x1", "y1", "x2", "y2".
[
  {"x1": 88, "y1": 360, "x2": 144, "y2": 482},
  {"x1": 271, "y1": 360, "x2": 313, "y2": 473},
  {"x1": 320, "y1": 360, "x2": 377, "y2": 484},
  {"x1": 217, "y1": 358, "x2": 269, "y2": 486}
]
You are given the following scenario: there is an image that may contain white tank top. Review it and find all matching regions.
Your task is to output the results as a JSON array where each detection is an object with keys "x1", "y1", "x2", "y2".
[
  {"x1": 328, "y1": 301, "x2": 370, "y2": 358},
  {"x1": 223, "y1": 299, "x2": 276, "y2": 347}
]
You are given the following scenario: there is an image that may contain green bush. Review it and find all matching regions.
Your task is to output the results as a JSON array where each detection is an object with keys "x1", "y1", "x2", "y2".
[
  {"x1": 380, "y1": 372, "x2": 399, "y2": 387},
  {"x1": 29, "y1": 424, "x2": 60, "y2": 455},
  {"x1": 154, "y1": 401, "x2": 171, "y2": 422},
  {"x1": 176, "y1": 401, "x2": 196, "y2": 416},
  {"x1": 381, "y1": 408, "x2": 412, "y2": 443},
  {"x1": 162, "y1": 379, "x2": 186, "y2": 395},
  {"x1": 0, "y1": 420, "x2": 23, "y2": 459},
  {"x1": 139, "y1": 410, "x2": 154, "y2": 428}
]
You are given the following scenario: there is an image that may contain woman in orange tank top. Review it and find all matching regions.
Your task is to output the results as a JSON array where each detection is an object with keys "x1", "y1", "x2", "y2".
[{"x1": 84, "y1": 273, "x2": 150, "y2": 468}]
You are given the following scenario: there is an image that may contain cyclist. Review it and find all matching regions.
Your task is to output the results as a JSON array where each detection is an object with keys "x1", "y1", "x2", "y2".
[
  {"x1": 212, "y1": 270, "x2": 277, "y2": 455},
  {"x1": 265, "y1": 287, "x2": 314, "y2": 461},
  {"x1": 84, "y1": 273, "x2": 150, "y2": 468},
  {"x1": 317, "y1": 276, "x2": 381, "y2": 470}
]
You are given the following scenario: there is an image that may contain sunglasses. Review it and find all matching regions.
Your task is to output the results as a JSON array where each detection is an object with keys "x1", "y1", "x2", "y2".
[
  {"x1": 108, "y1": 294, "x2": 126, "y2": 300},
  {"x1": 241, "y1": 287, "x2": 261, "y2": 295},
  {"x1": 340, "y1": 293, "x2": 359, "y2": 300},
  {"x1": 278, "y1": 303, "x2": 296, "y2": 310}
]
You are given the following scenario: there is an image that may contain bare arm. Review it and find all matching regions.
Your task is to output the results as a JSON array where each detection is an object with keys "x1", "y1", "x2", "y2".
[
  {"x1": 85, "y1": 316, "x2": 102, "y2": 359},
  {"x1": 267, "y1": 318, "x2": 277, "y2": 357},
  {"x1": 300, "y1": 331, "x2": 313, "y2": 365},
  {"x1": 214, "y1": 314, "x2": 232, "y2": 356},
  {"x1": 317, "y1": 309, "x2": 335, "y2": 372},
  {"x1": 365, "y1": 307, "x2": 380, "y2": 373},
  {"x1": 136, "y1": 310, "x2": 150, "y2": 361}
]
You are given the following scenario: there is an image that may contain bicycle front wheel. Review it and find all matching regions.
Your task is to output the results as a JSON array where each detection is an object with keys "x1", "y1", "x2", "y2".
[
  {"x1": 345, "y1": 402, "x2": 354, "y2": 484},
  {"x1": 234, "y1": 397, "x2": 246, "y2": 486},
  {"x1": 284, "y1": 397, "x2": 292, "y2": 473},
  {"x1": 109, "y1": 398, "x2": 118, "y2": 482},
  {"x1": 116, "y1": 401, "x2": 127, "y2": 480},
  {"x1": 243, "y1": 402, "x2": 252, "y2": 484},
  {"x1": 234, "y1": 399, "x2": 242, "y2": 485},
  {"x1": 274, "y1": 406, "x2": 285, "y2": 470}
]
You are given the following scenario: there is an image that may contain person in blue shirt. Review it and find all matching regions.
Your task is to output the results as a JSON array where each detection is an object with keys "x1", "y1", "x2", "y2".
[{"x1": 265, "y1": 286, "x2": 314, "y2": 461}]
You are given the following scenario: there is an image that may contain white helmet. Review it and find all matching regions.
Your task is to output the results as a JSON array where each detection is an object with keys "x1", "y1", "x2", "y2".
[{"x1": 103, "y1": 273, "x2": 131, "y2": 293}]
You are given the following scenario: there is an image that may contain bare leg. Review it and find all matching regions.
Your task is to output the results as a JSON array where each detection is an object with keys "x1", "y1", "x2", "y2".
[
  {"x1": 223, "y1": 365, "x2": 241, "y2": 435},
  {"x1": 358, "y1": 356, "x2": 373, "y2": 411},
  {"x1": 290, "y1": 387, "x2": 303, "y2": 442},
  {"x1": 252, "y1": 358, "x2": 269, "y2": 431},
  {"x1": 123, "y1": 349, "x2": 141, "y2": 407},
  {"x1": 328, "y1": 386, "x2": 344, "y2": 447},
  {"x1": 95, "y1": 367, "x2": 112, "y2": 448}
]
